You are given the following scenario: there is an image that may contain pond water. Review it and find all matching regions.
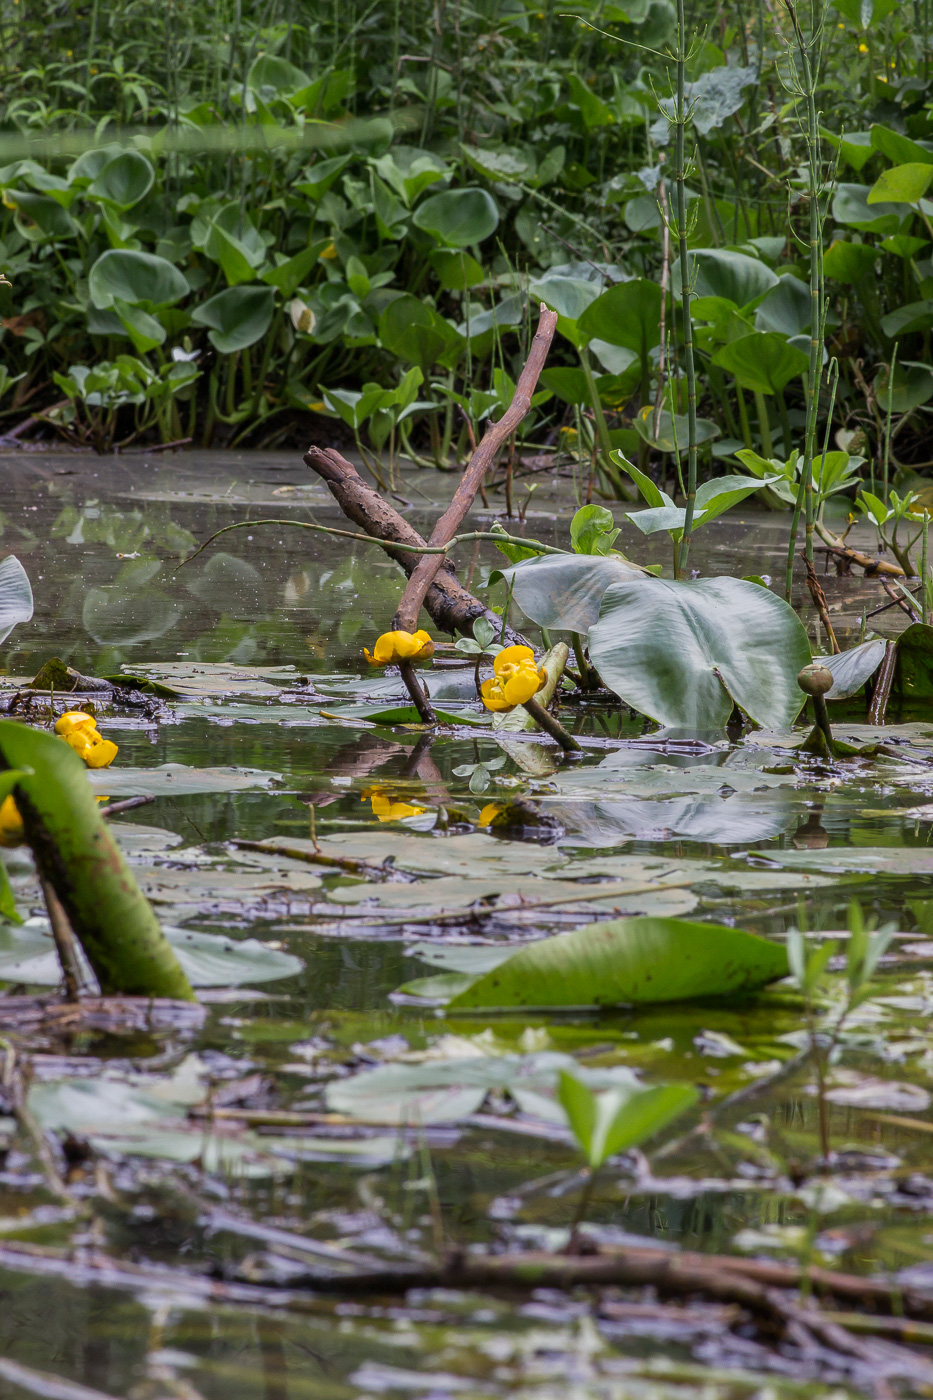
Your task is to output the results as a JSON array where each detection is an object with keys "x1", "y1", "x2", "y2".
[{"x1": 0, "y1": 447, "x2": 932, "y2": 1399}]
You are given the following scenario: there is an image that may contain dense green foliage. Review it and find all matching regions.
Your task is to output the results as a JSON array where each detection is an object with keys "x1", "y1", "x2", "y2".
[{"x1": 0, "y1": 0, "x2": 930, "y2": 486}]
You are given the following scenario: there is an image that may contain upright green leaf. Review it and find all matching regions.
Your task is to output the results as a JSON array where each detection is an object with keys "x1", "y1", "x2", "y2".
[{"x1": 588, "y1": 575, "x2": 811, "y2": 729}]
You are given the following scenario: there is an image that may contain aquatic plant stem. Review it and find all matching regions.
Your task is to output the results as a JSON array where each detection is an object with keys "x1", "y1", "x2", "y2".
[
  {"x1": 398, "y1": 660, "x2": 436, "y2": 725},
  {"x1": 783, "y1": 0, "x2": 826, "y2": 601},
  {"x1": 523, "y1": 697, "x2": 581, "y2": 752},
  {"x1": 673, "y1": 0, "x2": 699, "y2": 578}
]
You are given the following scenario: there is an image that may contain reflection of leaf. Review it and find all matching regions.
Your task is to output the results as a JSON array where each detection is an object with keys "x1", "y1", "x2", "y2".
[{"x1": 447, "y1": 916, "x2": 789, "y2": 1009}]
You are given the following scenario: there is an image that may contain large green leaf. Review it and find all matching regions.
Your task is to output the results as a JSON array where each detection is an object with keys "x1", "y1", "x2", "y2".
[
  {"x1": 493, "y1": 554, "x2": 643, "y2": 633},
  {"x1": 672, "y1": 248, "x2": 778, "y2": 313},
  {"x1": 712, "y1": 331, "x2": 808, "y2": 394},
  {"x1": 577, "y1": 279, "x2": 662, "y2": 355},
  {"x1": 191, "y1": 286, "x2": 275, "y2": 353},
  {"x1": 0, "y1": 556, "x2": 33, "y2": 645},
  {"x1": 412, "y1": 187, "x2": 498, "y2": 247},
  {"x1": 378, "y1": 295, "x2": 462, "y2": 369},
  {"x1": 87, "y1": 151, "x2": 155, "y2": 211},
  {"x1": 88, "y1": 250, "x2": 188, "y2": 310},
  {"x1": 448, "y1": 915, "x2": 789, "y2": 1008},
  {"x1": 869, "y1": 163, "x2": 933, "y2": 206},
  {"x1": 833, "y1": 183, "x2": 903, "y2": 234},
  {"x1": 588, "y1": 576, "x2": 811, "y2": 729},
  {"x1": 881, "y1": 301, "x2": 933, "y2": 339}
]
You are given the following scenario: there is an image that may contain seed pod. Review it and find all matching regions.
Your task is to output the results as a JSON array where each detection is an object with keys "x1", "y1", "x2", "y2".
[{"x1": 797, "y1": 663, "x2": 833, "y2": 698}]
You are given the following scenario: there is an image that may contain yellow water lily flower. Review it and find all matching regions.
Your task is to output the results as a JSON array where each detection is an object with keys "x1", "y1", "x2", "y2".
[
  {"x1": 477, "y1": 802, "x2": 502, "y2": 827},
  {"x1": 54, "y1": 711, "x2": 118, "y2": 770},
  {"x1": 364, "y1": 629, "x2": 434, "y2": 667},
  {"x1": 0, "y1": 795, "x2": 23, "y2": 847},
  {"x1": 481, "y1": 645, "x2": 546, "y2": 712},
  {"x1": 363, "y1": 788, "x2": 426, "y2": 822}
]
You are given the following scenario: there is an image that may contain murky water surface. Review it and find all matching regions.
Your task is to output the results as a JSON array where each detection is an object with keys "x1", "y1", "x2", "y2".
[{"x1": 0, "y1": 449, "x2": 932, "y2": 1399}]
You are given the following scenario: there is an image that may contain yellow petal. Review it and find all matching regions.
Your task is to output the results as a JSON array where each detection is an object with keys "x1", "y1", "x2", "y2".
[
  {"x1": 0, "y1": 795, "x2": 23, "y2": 847},
  {"x1": 55, "y1": 711, "x2": 96, "y2": 737},
  {"x1": 501, "y1": 665, "x2": 542, "y2": 706},
  {"x1": 477, "y1": 803, "x2": 502, "y2": 827},
  {"x1": 494, "y1": 645, "x2": 536, "y2": 677},
  {"x1": 84, "y1": 739, "x2": 118, "y2": 770},
  {"x1": 480, "y1": 677, "x2": 511, "y2": 712}
]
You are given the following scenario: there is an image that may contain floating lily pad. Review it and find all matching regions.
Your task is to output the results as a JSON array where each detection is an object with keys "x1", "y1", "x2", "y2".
[{"x1": 86, "y1": 764, "x2": 282, "y2": 797}]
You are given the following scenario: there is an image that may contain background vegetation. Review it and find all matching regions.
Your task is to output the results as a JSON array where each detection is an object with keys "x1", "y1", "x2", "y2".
[{"x1": 0, "y1": 0, "x2": 929, "y2": 497}]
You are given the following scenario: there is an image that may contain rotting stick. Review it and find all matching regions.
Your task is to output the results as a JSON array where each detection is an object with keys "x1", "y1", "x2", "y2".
[
  {"x1": 39, "y1": 875, "x2": 82, "y2": 1002},
  {"x1": 801, "y1": 554, "x2": 840, "y2": 654},
  {"x1": 392, "y1": 305, "x2": 558, "y2": 634},
  {"x1": 814, "y1": 522, "x2": 906, "y2": 577},
  {"x1": 868, "y1": 640, "x2": 898, "y2": 725},
  {"x1": 302, "y1": 449, "x2": 531, "y2": 648}
]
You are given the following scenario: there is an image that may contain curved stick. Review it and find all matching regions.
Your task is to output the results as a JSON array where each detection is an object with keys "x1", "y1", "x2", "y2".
[{"x1": 393, "y1": 305, "x2": 558, "y2": 633}]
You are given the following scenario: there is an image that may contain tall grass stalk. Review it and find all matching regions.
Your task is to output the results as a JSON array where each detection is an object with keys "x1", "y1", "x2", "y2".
[
  {"x1": 783, "y1": 0, "x2": 826, "y2": 603},
  {"x1": 672, "y1": 0, "x2": 699, "y2": 578}
]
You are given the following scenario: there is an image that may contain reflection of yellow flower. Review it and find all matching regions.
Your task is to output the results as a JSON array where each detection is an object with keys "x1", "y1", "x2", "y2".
[
  {"x1": 0, "y1": 795, "x2": 23, "y2": 847},
  {"x1": 364, "y1": 629, "x2": 434, "y2": 667},
  {"x1": 481, "y1": 645, "x2": 546, "y2": 712},
  {"x1": 478, "y1": 803, "x2": 502, "y2": 827},
  {"x1": 55, "y1": 711, "x2": 118, "y2": 769},
  {"x1": 362, "y1": 788, "x2": 426, "y2": 822}
]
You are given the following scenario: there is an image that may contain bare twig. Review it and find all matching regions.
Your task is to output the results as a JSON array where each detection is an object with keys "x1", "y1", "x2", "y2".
[{"x1": 393, "y1": 305, "x2": 558, "y2": 633}]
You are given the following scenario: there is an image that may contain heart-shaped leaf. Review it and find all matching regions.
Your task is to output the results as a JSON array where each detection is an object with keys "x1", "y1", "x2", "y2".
[
  {"x1": 191, "y1": 286, "x2": 275, "y2": 353},
  {"x1": 588, "y1": 575, "x2": 811, "y2": 729}
]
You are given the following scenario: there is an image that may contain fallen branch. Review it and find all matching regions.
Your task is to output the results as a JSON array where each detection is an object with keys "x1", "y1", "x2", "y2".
[
  {"x1": 815, "y1": 522, "x2": 906, "y2": 577},
  {"x1": 393, "y1": 304, "x2": 558, "y2": 633},
  {"x1": 302, "y1": 454, "x2": 531, "y2": 648}
]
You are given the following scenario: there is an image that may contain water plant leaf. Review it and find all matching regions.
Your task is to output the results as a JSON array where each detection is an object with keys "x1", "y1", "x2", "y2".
[
  {"x1": 88, "y1": 249, "x2": 189, "y2": 310},
  {"x1": 588, "y1": 576, "x2": 811, "y2": 730},
  {"x1": 493, "y1": 554, "x2": 643, "y2": 633},
  {"x1": 116, "y1": 661, "x2": 304, "y2": 698},
  {"x1": 412, "y1": 187, "x2": 499, "y2": 247},
  {"x1": 85, "y1": 764, "x2": 282, "y2": 797},
  {"x1": 558, "y1": 1073, "x2": 698, "y2": 1168},
  {"x1": 447, "y1": 916, "x2": 789, "y2": 1009},
  {"x1": 0, "y1": 556, "x2": 34, "y2": 645},
  {"x1": 712, "y1": 332, "x2": 808, "y2": 394},
  {"x1": 671, "y1": 248, "x2": 778, "y2": 312},
  {"x1": 87, "y1": 151, "x2": 155, "y2": 210},
  {"x1": 819, "y1": 639, "x2": 887, "y2": 698},
  {"x1": 191, "y1": 285, "x2": 275, "y2": 353},
  {"x1": 869, "y1": 163, "x2": 933, "y2": 206},
  {"x1": 576, "y1": 279, "x2": 662, "y2": 353}
]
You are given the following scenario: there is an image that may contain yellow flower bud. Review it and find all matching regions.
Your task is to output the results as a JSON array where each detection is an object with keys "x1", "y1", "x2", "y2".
[
  {"x1": 54, "y1": 711, "x2": 118, "y2": 769},
  {"x1": 364, "y1": 629, "x2": 434, "y2": 666},
  {"x1": 0, "y1": 795, "x2": 23, "y2": 847}
]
